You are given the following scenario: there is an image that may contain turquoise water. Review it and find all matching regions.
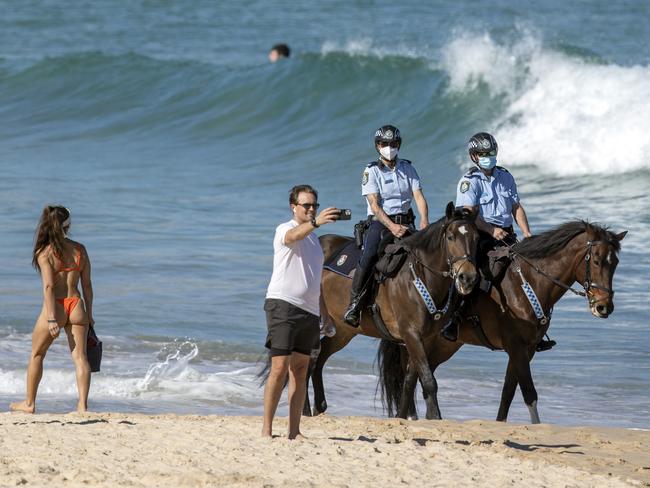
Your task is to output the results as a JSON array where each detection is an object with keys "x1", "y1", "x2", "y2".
[{"x1": 1, "y1": 1, "x2": 649, "y2": 427}]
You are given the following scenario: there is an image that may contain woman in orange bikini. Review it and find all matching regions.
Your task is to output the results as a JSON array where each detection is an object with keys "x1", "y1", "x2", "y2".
[{"x1": 10, "y1": 205, "x2": 94, "y2": 413}]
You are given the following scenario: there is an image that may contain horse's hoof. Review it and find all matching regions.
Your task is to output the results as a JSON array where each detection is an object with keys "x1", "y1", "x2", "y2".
[{"x1": 314, "y1": 401, "x2": 327, "y2": 415}]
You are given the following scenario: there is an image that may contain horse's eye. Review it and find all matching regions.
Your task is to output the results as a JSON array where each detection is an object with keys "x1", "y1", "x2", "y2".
[{"x1": 447, "y1": 234, "x2": 454, "y2": 241}]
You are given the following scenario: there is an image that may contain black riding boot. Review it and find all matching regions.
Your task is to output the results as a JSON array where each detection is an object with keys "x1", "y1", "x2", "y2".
[
  {"x1": 343, "y1": 266, "x2": 371, "y2": 327},
  {"x1": 441, "y1": 314, "x2": 459, "y2": 342},
  {"x1": 536, "y1": 335, "x2": 557, "y2": 352}
]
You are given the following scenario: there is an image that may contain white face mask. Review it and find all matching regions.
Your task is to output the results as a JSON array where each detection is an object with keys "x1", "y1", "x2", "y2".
[{"x1": 379, "y1": 146, "x2": 398, "y2": 161}]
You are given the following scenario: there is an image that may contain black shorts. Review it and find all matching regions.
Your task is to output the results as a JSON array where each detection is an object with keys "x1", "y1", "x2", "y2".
[{"x1": 264, "y1": 298, "x2": 320, "y2": 357}]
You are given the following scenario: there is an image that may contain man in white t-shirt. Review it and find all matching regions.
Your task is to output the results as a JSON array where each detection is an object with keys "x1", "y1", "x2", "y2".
[{"x1": 262, "y1": 184, "x2": 339, "y2": 440}]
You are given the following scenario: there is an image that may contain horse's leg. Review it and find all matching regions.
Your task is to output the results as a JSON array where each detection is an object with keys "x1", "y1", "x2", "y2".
[
  {"x1": 302, "y1": 360, "x2": 313, "y2": 416},
  {"x1": 311, "y1": 331, "x2": 355, "y2": 415},
  {"x1": 397, "y1": 362, "x2": 418, "y2": 420},
  {"x1": 508, "y1": 348, "x2": 540, "y2": 424},
  {"x1": 403, "y1": 333, "x2": 441, "y2": 420},
  {"x1": 496, "y1": 359, "x2": 518, "y2": 422}
]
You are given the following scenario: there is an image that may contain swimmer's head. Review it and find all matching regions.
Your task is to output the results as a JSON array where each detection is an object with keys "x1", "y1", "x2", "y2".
[{"x1": 269, "y1": 43, "x2": 291, "y2": 63}]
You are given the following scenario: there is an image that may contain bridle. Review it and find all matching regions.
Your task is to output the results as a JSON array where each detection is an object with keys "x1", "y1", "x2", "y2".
[
  {"x1": 582, "y1": 240, "x2": 616, "y2": 305},
  {"x1": 404, "y1": 218, "x2": 478, "y2": 321},
  {"x1": 408, "y1": 219, "x2": 477, "y2": 280},
  {"x1": 510, "y1": 239, "x2": 616, "y2": 307}
]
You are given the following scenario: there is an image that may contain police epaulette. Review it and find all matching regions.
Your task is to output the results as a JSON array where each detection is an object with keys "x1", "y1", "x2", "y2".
[
  {"x1": 367, "y1": 161, "x2": 379, "y2": 168},
  {"x1": 496, "y1": 165, "x2": 509, "y2": 172},
  {"x1": 466, "y1": 167, "x2": 479, "y2": 175},
  {"x1": 401, "y1": 159, "x2": 412, "y2": 164}
]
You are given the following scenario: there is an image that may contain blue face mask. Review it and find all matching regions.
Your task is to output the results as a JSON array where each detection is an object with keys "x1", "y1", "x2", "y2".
[{"x1": 478, "y1": 156, "x2": 497, "y2": 169}]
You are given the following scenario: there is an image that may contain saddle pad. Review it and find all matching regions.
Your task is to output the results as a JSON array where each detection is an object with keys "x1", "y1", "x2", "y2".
[{"x1": 323, "y1": 239, "x2": 361, "y2": 279}]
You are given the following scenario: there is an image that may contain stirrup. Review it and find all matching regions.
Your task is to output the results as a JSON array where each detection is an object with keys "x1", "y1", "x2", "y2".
[{"x1": 536, "y1": 334, "x2": 556, "y2": 352}]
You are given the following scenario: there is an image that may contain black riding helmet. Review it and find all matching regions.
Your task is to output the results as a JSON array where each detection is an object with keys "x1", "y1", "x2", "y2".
[
  {"x1": 468, "y1": 132, "x2": 498, "y2": 161},
  {"x1": 374, "y1": 125, "x2": 402, "y2": 148}
]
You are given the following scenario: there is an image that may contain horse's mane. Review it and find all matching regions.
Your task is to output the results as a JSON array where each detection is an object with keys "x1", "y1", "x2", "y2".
[
  {"x1": 512, "y1": 220, "x2": 620, "y2": 259},
  {"x1": 403, "y1": 207, "x2": 471, "y2": 252}
]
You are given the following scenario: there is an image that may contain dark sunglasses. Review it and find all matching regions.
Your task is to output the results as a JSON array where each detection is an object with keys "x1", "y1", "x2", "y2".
[
  {"x1": 378, "y1": 141, "x2": 399, "y2": 148},
  {"x1": 476, "y1": 150, "x2": 497, "y2": 157},
  {"x1": 296, "y1": 203, "x2": 320, "y2": 210}
]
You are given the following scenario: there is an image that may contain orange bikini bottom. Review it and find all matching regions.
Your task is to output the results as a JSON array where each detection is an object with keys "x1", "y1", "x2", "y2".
[{"x1": 56, "y1": 297, "x2": 81, "y2": 317}]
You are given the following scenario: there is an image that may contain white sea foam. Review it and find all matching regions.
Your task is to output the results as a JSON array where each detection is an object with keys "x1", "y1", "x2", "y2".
[
  {"x1": 441, "y1": 30, "x2": 650, "y2": 175},
  {"x1": 320, "y1": 38, "x2": 428, "y2": 61}
]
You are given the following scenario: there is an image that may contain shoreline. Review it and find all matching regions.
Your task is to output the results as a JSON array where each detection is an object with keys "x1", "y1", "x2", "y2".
[{"x1": 2, "y1": 413, "x2": 649, "y2": 487}]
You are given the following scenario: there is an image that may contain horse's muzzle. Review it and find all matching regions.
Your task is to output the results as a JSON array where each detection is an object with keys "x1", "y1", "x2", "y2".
[
  {"x1": 591, "y1": 300, "x2": 614, "y2": 318},
  {"x1": 454, "y1": 264, "x2": 478, "y2": 295}
]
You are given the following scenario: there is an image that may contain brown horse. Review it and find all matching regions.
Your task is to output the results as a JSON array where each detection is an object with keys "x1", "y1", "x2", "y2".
[
  {"x1": 379, "y1": 220, "x2": 626, "y2": 423},
  {"x1": 309, "y1": 202, "x2": 479, "y2": 420}
]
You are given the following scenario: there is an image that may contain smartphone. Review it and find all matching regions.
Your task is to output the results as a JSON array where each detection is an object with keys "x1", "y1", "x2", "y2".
[{"x1": 336, "y1": 209, "x2": 352, "y2": 220}]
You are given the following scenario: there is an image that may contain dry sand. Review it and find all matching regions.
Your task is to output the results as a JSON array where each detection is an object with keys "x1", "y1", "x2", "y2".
[{"x1": 1, "y1": 413, "x2": 648, "y2": 487}]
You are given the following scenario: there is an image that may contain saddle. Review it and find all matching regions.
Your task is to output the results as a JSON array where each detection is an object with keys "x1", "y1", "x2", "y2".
[{"x1": 323, "y1": 231, "x2": 411, "y2": 281}]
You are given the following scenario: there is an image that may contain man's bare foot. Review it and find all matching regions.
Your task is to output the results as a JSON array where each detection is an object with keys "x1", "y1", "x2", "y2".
[
  {"x1": 76, "y1": 404, "x2": 88, "y2": 413},
  {"x1": 261, "y1": 429, "x2": 272, "y2": 438},
  {"x1": 288, "y1": 433, "x2": 307, "y2": 441},
  {"x1": 9, "y1": 401, "x2": 35, "y2": 414}
]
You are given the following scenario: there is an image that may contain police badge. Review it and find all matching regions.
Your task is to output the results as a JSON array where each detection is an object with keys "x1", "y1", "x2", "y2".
[
  {"x1": 460, "y1": 180, "x2": 470, "y2": 193},
  {"x1": 362, "y1": 171, "x2": 369, "y2": 185},
  {"x1": 336, "y1": 255, "x2": 348, "y2": 266}
]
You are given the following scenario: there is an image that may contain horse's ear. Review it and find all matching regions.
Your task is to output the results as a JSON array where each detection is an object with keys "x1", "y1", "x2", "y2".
[
  {"x1": 462, "y1": 206, "x2": 476, "y2": 221},
  {"x1": 445, "y1": 201, "x2": 454, "y2": 219},
  {"x1": 615, "y1": 231, "x2": 627, "y2": 241}
]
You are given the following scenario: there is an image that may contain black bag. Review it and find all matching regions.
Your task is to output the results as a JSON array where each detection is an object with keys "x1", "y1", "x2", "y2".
[
  {"x1": 87, "y1": 325, "x2": 103, "y2": 373},
  {"x1": 375, "y1": 243, "x2": 409, "y2": 280}
]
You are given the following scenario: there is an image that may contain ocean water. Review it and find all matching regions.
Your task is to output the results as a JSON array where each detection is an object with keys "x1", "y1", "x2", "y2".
[{"x1": 1, "y1": 1, "x2": 649, "y2": 428}]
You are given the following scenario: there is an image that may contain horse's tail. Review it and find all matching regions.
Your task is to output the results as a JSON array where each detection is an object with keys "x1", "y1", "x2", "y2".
[{"x1": 377, "y1": 339, "x2": 404, "y2": 417}]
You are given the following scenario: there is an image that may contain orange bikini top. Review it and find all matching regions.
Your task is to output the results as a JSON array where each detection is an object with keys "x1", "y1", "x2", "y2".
[{"x1": 56, "y1": 245, "x2": 82, "y2": 272}]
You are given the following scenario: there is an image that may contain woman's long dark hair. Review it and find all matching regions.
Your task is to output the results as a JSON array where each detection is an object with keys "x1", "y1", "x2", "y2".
[{"x1": 33, "y1": 206, "x2": 70, "y2": 272}]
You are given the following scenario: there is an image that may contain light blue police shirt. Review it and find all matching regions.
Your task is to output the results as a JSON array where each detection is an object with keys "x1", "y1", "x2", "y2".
[
  {"x1": 455, "y1": 166, "x2": 520, "y2": 227},
  {"x1": 361, "y1": 159, "x2": 421, "y2": 216}
]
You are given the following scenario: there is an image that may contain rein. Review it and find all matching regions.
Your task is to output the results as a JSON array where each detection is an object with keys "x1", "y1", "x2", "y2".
[{"x1": 510, "y1": 239, "x2": 615, "y2": 306}]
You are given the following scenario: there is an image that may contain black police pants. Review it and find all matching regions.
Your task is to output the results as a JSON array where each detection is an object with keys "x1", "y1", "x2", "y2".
[
  {"x1": 350, "y1": 220, "x2": 387, "y2": 295},
  {"x1": 477, "y1": 229, "x2": 516, "y2": 275}
]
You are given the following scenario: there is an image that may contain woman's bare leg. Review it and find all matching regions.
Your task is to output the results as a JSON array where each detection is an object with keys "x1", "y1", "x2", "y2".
[
  {"x1": 10, "y1": 317, "x2": 55, "y2": 413},
  {"x1": 65, "y1": 324, "x2": 90, "y2": 412}
]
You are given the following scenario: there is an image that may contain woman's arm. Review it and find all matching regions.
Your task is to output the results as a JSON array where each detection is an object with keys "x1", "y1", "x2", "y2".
[
  {"x1": 412, "y1": 189, "x2": 429, "y2": 230},
  {"x1": 38, "y1": 253, "x2": 59, "y2": 337},
  {"x1": 80, "y1": 246, "x2": 94, "y2": 326}
]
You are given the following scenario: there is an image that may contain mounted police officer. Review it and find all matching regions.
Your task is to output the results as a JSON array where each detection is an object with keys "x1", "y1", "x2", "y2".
[
  {"x1": 440, "y1": 131, "x2": 532, "y2": 341},
  {"x1": 343, "y1": 125, "x2": 430, "y2": 327}
]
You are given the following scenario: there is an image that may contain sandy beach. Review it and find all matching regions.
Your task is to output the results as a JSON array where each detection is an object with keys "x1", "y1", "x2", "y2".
[{"x1": 1, "y1": 413, "x2": 648, "y2": 487}]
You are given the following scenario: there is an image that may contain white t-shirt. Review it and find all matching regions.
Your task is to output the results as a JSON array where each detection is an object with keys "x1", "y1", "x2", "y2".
[{"x1": 265, "y1": 219, "x2": 324, "y2": 316}]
